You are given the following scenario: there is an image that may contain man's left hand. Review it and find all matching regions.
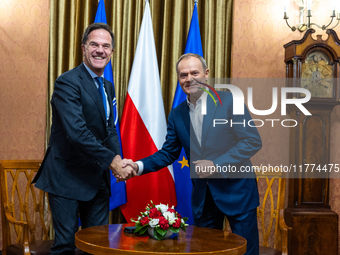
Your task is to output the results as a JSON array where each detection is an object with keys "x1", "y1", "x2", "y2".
[{"x1": 193, "y1": 160, "x2": 216, "y2": 178}]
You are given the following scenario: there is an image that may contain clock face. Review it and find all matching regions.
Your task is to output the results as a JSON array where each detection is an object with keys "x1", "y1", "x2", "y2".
[{"x1": 301, "y1": 51, "x2": 334, "y2": 98}]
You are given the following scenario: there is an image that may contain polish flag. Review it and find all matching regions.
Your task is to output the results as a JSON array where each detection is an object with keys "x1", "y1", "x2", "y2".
[{"x1": 120, "y1": 1, "x2": 177, "y2": 221}]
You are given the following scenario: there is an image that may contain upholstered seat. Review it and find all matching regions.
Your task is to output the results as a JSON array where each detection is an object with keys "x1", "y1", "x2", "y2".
[
  {"x1": 6, "y1": 240, "x2": 84, "y2": 255},
  {"x1": 6, "y1": 240, "x2": 54, "y2": 255},
  {"x1": 259, "y1": 245, "x2": 282, "y2": 255}
]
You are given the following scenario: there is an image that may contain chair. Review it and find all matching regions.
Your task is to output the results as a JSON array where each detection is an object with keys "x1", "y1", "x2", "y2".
[
  {"x1": 0, "y1": 160, "x2": 88, "y2": 255},
  {"x1": 0, "y1": 160, "x2": 55, "y2": 255},
  {"x1": 256, "y1": 170, "x2": 291, "y2": 255},
  {"x1": 224, "y1": 169, "x2": 291, "y2": 255}
]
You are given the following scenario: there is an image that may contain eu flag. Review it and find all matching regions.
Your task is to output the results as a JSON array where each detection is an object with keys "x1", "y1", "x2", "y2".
[
  {"x1": 172, "y1": 2, "x2": 203, "y2": 225},
  {"x1": 95, "y1": 0, "x2": 127, "y2": 210}
]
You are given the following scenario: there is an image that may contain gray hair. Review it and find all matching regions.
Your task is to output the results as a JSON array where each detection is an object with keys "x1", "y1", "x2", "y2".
[{"x1": 176, "y1": 53, "x2": 207, "y2": 75}]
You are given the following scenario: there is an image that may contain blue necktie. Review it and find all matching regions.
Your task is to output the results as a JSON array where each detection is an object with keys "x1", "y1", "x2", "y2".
[{"x1": 95, "y1": 77, "x2": 108, "y2": 121}]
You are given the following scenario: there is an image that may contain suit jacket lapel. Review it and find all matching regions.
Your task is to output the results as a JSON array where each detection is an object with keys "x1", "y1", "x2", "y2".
[
  {"x1": 78, "y1": 64, "x2": 107, "y2": 125},
  {"x1": 179, "y1": 102, "x2": 201, "y2": 152},
  {"x1": 180, "y1": 103, "x2": 190, "y2": 136},
  {"x1": 201, "y1": 94, "x2": 219, "y2": 148}
]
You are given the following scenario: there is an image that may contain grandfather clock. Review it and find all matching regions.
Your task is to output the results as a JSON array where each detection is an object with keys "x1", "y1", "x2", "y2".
[{"x1": 284, "y1": 29, "x2": 340, "y2": 255}]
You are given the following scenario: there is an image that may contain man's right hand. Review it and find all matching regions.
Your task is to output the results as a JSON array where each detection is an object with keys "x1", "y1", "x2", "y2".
[
  {"x1": 114, "y1": 159, "x2": 139, "y2": 182},
  {"x1": 109, "y1": 155, "x2": 136, "y2": 181}
]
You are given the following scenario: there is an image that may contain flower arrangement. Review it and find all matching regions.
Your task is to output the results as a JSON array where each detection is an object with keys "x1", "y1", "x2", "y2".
[{"x1": 132, "y1": 201, "x2": 188, "y2": 240}]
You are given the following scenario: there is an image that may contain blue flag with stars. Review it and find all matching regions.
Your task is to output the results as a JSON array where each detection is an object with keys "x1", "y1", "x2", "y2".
[
  {"x1": 95, "y1": 0, "x2": 127, "y2": 210},
  {"x1": 172, "y1": 2, "x2": 203, "y2": 225}
]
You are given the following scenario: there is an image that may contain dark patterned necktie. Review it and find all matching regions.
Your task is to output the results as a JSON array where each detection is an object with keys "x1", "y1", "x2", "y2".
[{"x1": 95, "y1": 77, "x2": 107, "y2": 121}]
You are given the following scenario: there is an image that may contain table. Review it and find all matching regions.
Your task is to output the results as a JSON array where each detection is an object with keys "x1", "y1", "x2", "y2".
[{"x1": 75, "y1": 223, "x2": 247, "y2": 255}]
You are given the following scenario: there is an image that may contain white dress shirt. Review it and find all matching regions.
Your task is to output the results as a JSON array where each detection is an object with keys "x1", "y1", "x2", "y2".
[{"x1": 187, "y1": 91, "x2": 208, "y2": 146}]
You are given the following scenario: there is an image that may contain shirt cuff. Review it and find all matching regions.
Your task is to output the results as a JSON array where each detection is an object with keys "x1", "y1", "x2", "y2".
[{"x1": 136, "y1": 161, "x2": 144, "y2": 176}]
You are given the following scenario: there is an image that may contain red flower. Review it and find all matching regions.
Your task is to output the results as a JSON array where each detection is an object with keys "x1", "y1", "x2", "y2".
[
  {"x1": 140, "y1": 217, "x2": 149, "y2": 226},
  {"x1": 168, "y1": 208, "x2": 176, "y2": 213},
  {"x1": 176, "y1": 212, "x2": 182, "y2": 219},
  {"x1": 149, "y1": 208, "x2": 162, "y2": 218},
  {"x1": 159, "y1": 216, "x2": 169, "y2": 230},
  {"x1": 172, "y1": 218, "x2": 181, "y2": 228}
]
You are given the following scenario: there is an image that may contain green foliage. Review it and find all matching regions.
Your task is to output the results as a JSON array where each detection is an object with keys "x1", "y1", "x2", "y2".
[
  {"x1": 155, "y1": 226, "x2": 167, "y2": 236},
  {"x1": 139, "y1": 226, "x2": 148, "y2": 235},
  {"x1": 134, "y1": 223, "x2": 149, "y2": 235},
  {"x1": 170, "y1": 226, "x2": 180, "y2": 233},
  {"x1": 153, "y1": 229, "x2": 163, "y2": 240}
]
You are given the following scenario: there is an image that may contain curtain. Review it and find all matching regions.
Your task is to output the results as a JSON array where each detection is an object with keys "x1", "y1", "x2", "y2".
[
  {"x1": 48, "y1": 0, "x2": 233, "y2": 131},
  {"x1": 48, "y1": 0, "x2": 233, "y2": 221}
]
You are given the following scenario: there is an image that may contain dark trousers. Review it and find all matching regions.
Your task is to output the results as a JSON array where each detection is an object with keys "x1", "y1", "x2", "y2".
[
  {"x1": 193, "y1": 186, "x2": 259, "y2": 255},
  {"x1": 48, "y1": 177, "x2": 110, "y2": 255}
]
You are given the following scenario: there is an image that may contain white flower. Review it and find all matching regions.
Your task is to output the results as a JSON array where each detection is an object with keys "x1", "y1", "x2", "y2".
[
  {"x1": 181, "y1": 218, "x2": 185, "y2": 224},
  {"x1": 149, "y1": 218, "x2": 159, "y2": 228},
  {"x1": 138, "y1": 216, "x2": 141, "y2": 221},
  {"x1": 155, "y1": 204, "x2": 168, "y2": 214},
  {"x1": 163, "y1": 211, "x2": 176, "y2": 224}
]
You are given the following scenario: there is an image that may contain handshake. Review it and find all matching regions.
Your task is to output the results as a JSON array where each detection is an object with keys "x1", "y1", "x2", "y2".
[{"x1": 109, "y1": 155, "x2": 138, "y2": 182}]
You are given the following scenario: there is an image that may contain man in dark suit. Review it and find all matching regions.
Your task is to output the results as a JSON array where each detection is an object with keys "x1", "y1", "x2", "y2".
[
  {"x1": 122, "y1": 53, "x2": 262, "y2": 255},
  {"x1": 33, "y1": 23, "x2": 135, "y2": 254}
]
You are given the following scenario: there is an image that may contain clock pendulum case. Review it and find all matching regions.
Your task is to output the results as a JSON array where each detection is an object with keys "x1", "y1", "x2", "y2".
[{"x1": 284, "y1": 29, "x2": 340, "y2": 255}]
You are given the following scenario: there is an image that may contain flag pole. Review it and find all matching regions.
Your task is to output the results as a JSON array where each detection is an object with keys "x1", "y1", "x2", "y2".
[{"x1": 171, "y1": 0, "x2": 203, "y2": 226}]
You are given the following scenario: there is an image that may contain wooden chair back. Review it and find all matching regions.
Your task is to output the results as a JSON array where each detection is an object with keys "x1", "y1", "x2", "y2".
[
  {"x1": 256, "y1": 170, "x2": 287, "y2": 253},
  {"x1": 0, "y1": 160, "x2": 51, "y2": 255},
  {"x1": 223, "y1": 168, "x2": 290, "y2": 255}
]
